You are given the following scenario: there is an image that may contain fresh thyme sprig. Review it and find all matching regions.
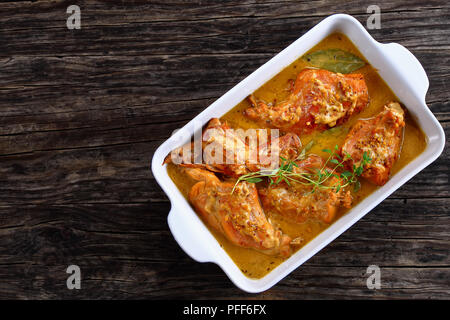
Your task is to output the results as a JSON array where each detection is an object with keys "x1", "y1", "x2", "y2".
[{"x1": 231, "y1": 142, "x2": 371, "y2": 194}]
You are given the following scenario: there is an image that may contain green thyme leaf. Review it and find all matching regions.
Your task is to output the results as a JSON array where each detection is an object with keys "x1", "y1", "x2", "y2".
[
  {"x1": 355, "y1": 166, "x2": 364, "y2": 176},
  {"x1": 330, "y1": 159, "x2": 340, "y2": 165},
  {"x1": 246, "y1": 177, "x2": 263, "y2": 183},
  {"x1": 341, "y1": 171, "x2": 352, "y2": 179}
]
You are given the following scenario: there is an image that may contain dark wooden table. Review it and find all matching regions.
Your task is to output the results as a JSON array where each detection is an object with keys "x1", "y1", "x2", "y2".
[{"x1": 0, "y1": 0, "x2": 448, "y2": 299}]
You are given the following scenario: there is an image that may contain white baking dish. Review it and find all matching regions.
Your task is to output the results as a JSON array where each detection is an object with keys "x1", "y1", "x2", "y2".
[{"x1": 151, "y1": 14, "x2": 445, "y2": 293}]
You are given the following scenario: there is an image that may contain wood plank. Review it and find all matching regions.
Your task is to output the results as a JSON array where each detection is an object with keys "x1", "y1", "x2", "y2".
[
  {"x1": 1, "y1": 11, "x2": 448, "y2": 56},
  {"x1": 0, "y1": 200, "x2": 448, "y2": 299},
  {"x1": 0, "y1": 52, "x2": 448, "y2": 110},
  {"x1": 1, "y1": 263, "x2": 448, "y2": 299}
]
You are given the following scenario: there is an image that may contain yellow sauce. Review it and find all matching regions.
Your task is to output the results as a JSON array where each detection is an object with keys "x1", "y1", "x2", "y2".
[{"x1": 167, "y1": 33, "x2": 427, "y2": 279}]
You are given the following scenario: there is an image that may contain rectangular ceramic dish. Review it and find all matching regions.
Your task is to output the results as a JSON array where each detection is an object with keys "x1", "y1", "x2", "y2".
[{"x1": 151, "y1": 14, "x2": 445, "y2": 293}]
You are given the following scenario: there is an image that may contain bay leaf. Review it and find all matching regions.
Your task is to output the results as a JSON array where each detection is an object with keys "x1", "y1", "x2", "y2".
[{"x1": 302, "y1": 49, "x2": 366, "y2": 73}]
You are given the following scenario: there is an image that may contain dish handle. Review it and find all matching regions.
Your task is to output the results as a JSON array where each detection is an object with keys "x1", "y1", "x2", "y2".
[
  {"x1": 167, "y1": 205, "x2": 215, "y2": 263},
  {"x1": 380, "y1": 42, "x2": 429, "y2": 101}
]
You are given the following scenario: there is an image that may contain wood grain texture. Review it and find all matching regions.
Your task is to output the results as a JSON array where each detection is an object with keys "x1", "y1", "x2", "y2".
[{"x1": 0, "y1": 0, "x2": 448, "y2": 299}]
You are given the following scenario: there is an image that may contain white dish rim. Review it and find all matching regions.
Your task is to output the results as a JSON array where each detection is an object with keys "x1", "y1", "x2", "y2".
[{"x1": 151, "y1": 13, "x2": 446, "y2": 293}]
